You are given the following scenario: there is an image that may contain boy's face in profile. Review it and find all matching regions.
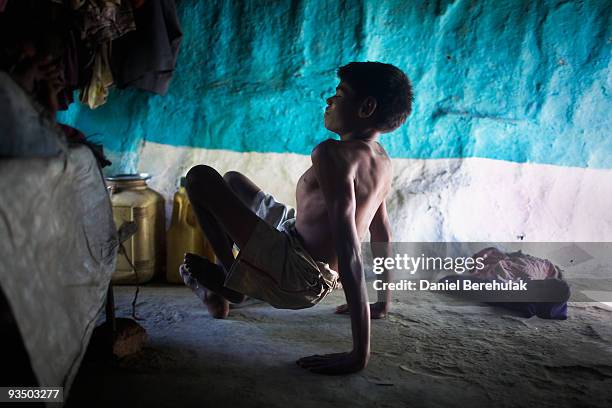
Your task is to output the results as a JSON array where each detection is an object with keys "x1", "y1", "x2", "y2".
[{"x1": 324, "y1": 80, "x2": 363, "y2": 135}]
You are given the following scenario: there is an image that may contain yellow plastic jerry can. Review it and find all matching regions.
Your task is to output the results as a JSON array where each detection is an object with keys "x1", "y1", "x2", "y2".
[{"x1": 166, "y1": 177, "x2": 216, "y2": 283}]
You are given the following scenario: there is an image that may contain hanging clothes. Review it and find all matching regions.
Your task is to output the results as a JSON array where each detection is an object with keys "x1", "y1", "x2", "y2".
[
  {"x1": 68, "y1": 0, "x2": 88, "y2": 9},
  {"x1": 129, "y1": 0, "x2": 146, "y2": 9},
  {"x1": 75, "y1": 0, "x2": 136, "y2": 108},
  {"x1": 57, "y1": 30, "x2": 80, "y2": 110},
  {"x1": 80, "y1": 41, "x2": 113, "y2": 108},
  {"x1": 111, "y1": 0, "x2": 182, "y2": 95},
  {"x1": 79, "y1": 0, "x2": 136, "y2": 45}
]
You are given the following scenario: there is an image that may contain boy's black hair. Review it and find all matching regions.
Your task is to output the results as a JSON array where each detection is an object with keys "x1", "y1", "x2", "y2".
[{"x1": 337, "y1": 62, "x2": 413, "y2": 133}]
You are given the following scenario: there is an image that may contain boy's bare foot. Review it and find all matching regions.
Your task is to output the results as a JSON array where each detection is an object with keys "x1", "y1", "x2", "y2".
[
  {"x1": 204, "y1": 290, "x2": 230, "y2": 319},
  {"x1": 179, "y1": 263, "x2": 206, "y2": 300},
  {"x1": 179, "y1": 263, "x2": 229, "y2": 319},
  {"x1": 181, "y1": 253, "x2": 246, "y2": 304}
]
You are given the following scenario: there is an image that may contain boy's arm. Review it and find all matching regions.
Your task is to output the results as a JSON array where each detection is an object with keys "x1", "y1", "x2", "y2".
[
  {"x1": 335, "y1": 200, "x2": 392, "y2": 319},
  {"x1": 297, "y1": 140, "x2": 370, "y2": 374},
  {"x1": 370, "y1": 200, "x2": 392, "y2": 315}
]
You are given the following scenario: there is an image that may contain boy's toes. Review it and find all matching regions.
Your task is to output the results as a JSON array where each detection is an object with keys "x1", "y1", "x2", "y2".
[
  {"x1": 184, "y1": 252, "x2": 196, "y2": 264},
  {"x1": 179, "y1": 263, "x2": 189, "y2": 279},
  {"x1": 179, "y1": 264, "x2": 195, "y2": 286}
]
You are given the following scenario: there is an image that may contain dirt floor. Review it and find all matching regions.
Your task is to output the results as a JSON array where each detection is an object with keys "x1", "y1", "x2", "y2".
[{"x1": 67, "y1": 285, "x2": 612, "y2": 408}]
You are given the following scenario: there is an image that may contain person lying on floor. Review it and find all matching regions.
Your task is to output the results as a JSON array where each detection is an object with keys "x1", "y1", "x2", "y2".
[
  {"x1": 180, "y1": 61, "x2": 413, "y2": 374},
  {"x1": 438, "y1": 247, "x2": 571, "y2": 320}
]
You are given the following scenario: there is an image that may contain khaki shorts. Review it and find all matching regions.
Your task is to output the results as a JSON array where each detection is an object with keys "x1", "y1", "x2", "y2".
[{"x1": 224, "y1": 192, "x2": 338, "y2": 309}]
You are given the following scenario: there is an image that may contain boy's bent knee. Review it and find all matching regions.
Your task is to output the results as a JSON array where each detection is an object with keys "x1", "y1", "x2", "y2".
[
  {"x1": 186, "y1": 165, "x2": 218, "y2": 191},
  {"x1": 223, "y1": 171, "x2": 242, "y2": 185},
  {"x1": 223, "y1": 171, "x2": 249, "y2": 192}
]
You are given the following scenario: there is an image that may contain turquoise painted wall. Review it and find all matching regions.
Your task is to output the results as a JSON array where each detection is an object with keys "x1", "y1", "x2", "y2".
[{"x1": 59, "y1": 0, "x2": 612, "y2": 169}]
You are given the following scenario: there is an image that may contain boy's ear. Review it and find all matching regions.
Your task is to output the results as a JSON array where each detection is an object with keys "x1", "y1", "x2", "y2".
[{"x1": 358, "y1": 96, "x2": 377, "y2": 118}]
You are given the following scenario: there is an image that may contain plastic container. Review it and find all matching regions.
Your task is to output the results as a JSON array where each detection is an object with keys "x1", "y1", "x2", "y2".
[
  {"x1": 166, "y1": 177, "x2": 216, "y2": 283},
  {"x1": 106, "y1": 173, "x2": 165, "y2": 284}
]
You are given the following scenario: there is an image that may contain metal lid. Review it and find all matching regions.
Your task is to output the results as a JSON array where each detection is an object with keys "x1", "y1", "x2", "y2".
[{"x1": 105, "y1": 173, "x2": 151, "y2": 182}]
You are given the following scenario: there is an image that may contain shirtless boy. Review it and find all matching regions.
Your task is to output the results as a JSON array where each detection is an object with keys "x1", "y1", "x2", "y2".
[{"x1": 181, "y1": 61, "x2": 413, "y2": 374}]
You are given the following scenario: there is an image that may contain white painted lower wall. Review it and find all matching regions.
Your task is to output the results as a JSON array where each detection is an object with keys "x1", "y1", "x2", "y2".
[{"x1": 108, "y1": 141, "x2": 612, "y2": 242}]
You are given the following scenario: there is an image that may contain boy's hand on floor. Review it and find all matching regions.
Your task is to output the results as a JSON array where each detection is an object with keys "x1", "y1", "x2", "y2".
[
  {"x1": 335, "y1": 301, "x2": 388, "y2": 319},
  {"x1": 297, "y1": 351, "x2": 367, "y2": 375}
]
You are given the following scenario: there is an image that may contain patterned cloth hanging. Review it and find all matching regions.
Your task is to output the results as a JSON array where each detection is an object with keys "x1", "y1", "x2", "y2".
[{"x1": 75, "y1": 0, "x2": 136, "y2": 108}]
